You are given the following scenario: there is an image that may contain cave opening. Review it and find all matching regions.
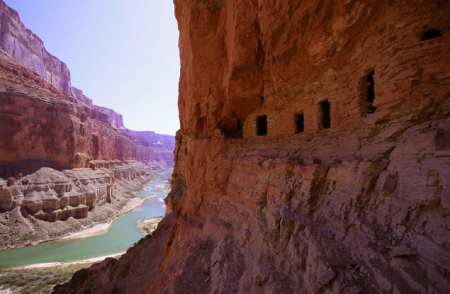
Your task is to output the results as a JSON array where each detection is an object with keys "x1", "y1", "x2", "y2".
[
  {"x1": 320, "y1": 100, "x2": 331, "y2": 129},
  {"x1": 366, "y1": 69, "x2": 377, "y2": 113},
  {"x1": 295, "y1": 113, "x2": 304, "y2": 133},
  {"x1": 421, "y1": 29, "x2": 442, "y2": 41},
  {"x1": 219, "y1": 117, "x2": 243, "y2": 139},
  {"x1": 256, "y1": 115, "x2": 268, "y2": 136}
]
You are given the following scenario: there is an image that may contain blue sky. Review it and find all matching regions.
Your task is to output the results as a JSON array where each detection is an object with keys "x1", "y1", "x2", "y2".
[{"x1": 5, "y1": 0, "x2": 180, "y2": 136}]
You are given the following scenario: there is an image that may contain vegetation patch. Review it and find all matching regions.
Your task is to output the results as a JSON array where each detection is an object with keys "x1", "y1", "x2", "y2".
[{"x1": 0, "y1": 263, "x2": 92, "y2": 294}]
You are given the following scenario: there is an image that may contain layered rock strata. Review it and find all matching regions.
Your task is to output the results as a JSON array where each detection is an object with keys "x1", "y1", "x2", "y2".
[
  {"x1": 93, "y1": 105, "x2": 126, "y2": 130},
  {"x1": 0, "y1": 89, "x2": 153, "y2": 175},
  {"x1": 0, "y1": 1, "x2": 73, "y2": 95},
  {"x1": 130, "y1": 131, "x2": 176, "y2": 166},
  {"x1": 0, "y1": 160, "x2": 164, "y2": 250},
  {"x1": 0, "y1": 0, "x2": 174, "y2": 171},
  {"x1": 0, "y1": 50, "x2": 154, "y2": 177},
  {"x1": 56, "y1": 1, "x2": 450, "y2": 293},
  {"x1": 0, "y1": 167, "x2": 113, "y2": 222},
  {"x1": 0, "y1": 160, "x2": 153, "y2": 222}
]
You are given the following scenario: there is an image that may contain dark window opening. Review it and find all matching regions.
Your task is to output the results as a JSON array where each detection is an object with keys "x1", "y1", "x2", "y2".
[
  {"x1": 295, "y1": 113, "x2": 304, "y2": 133},
  {"x1": 320, "y1": 100, "x2": 331, "y2": 129},
  {"x1": 421, "y1": 29, "x2": 442, "y2": 41},
  {"x1": 366, "y1": 69, "x2": 377, "y2": 113},
  {"x1": 256, "y1": 115, "x2": 267, "y2": 136}
]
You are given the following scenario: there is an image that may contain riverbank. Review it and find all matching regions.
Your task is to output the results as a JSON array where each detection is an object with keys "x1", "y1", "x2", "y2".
[
  {"x1": 18, "y1": 252, "x2": 125, "y2": 269},
  {"x1": 0, "y1": 262, "x2": 99, "y2": 294},
  {"x1": 60, "y1": 195, "x2": 153, "y2": 241},
  {"x1": 0, "y1": 163, "x2": 168, "y2": 251},
  {"x1": 0, "y1": 168, "x2": 170, "y2": 293},
  {"x1": 0, "y1": 168, "x2": 171, "y2": 270},
  {"x1": 137, "y1": 216, "x2": 163, "y2": 234}
]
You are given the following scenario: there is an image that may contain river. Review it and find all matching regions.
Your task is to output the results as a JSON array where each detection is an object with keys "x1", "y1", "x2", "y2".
[{"x1": 0, "y1": 169, "x2": 171, "y2": 268}]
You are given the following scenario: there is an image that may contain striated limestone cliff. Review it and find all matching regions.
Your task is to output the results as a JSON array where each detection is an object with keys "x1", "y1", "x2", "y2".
[
  {"x1": 0, "y1": 1, "x2": 73, "y2": 95},
  {"x1": 130, "y1": 130, "x2": 176, "y2": 166},
  {"x1": 55, "y1": 1, "x2": 450, "y2": 294},
  {"x1": 0, "y1": 160, "x2": 164, "y2": 250},
  {"x1": 0, "y1": 2, "x2": 160, "y2": 177},
  {"x1": 93, "y1": 105, "x2": 126, "y2": 130},
  {"x1": 0, "y1": 66, "x2": 154, "y2": 176},
  {"x1": 0, "y1": 0, "x2": 174, "y2": 168}
]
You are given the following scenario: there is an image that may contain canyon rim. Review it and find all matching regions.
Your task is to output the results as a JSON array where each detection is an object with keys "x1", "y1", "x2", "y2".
[{"x1": 43, "y1": 0, "x2": 450, "y2": 293}]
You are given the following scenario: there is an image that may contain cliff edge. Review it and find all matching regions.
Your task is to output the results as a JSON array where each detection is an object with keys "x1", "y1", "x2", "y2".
[{"x1": 56, "y1": 1, "x2": 450, "y2": 293}]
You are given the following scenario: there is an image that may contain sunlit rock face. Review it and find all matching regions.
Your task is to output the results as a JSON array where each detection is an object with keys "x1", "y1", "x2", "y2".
[
  {"x1": 0, "y1": 1, "x2": 74, "y2": 95},
  {"x1": 130, "y1": 131, "x2": 176, "y2": 166},
  {"x1": 93, "y1": 105, "x2": 126, "y2": 130},
  {"x1": 0, "y1": 0, "x2": 173, "y2": 175},
  {"x1": 0, "y1": 2, "x2": 156, "y2": 176},
  {"x1": 55, "y1": 1, "x2": 450, "y2": 294},
  {"x1": 72, "y1": 87, "x2": 93, "y2": 108},
  {"x1": 0, "y1": 161, "x2": 151, "y2": 222},
  {"x1": 0, "y1": 84, "x2": 154, "y2": 175}
]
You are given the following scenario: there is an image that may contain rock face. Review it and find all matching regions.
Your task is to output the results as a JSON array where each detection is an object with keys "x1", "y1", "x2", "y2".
[
  {"x1": 93, "y1": 105, "x2": 126, "y2": 130},
  {"x1": 1, "y1": 167, "x2": 112, "y2": 222},
  {"x1": 0, "y1": 161, "x2": 150, "y2": 222},
  {"x1": 56, "y1": 1, "x2": 450, "y2": 294},
  {"x1": 0, "y1": 79, "x2": 154, "y2": 176},
  {"x1": 0, "y1": 0, "x2": 173, "y2": 168},
  {"x1": 130, "y1": 131, "x2": 176, "y2": 166},
  {"x1": 72, "y1": 87, "x2": 93, "y2": 107},
  {"x1": 0, "y1": 160, "x2": 164, "y2": 250},
  {"x1": 0, "y1": 1, "x2": 73, "y2": 95}
]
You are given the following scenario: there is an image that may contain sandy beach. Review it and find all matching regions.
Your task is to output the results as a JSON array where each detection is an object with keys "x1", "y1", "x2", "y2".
[
  {"x1": 15, "y1": 196, "x2": 160, "y2": 269},
  {"x1": 137, "y1": 216, "x2": 163, "y2": 234},
  {"x1": 60, "y1": 195, "x2": 153, "y2": 241},
  {"x1": 16, "y1": 252, "x2": 125, "y2": 269},
  {"x1": 59, "y1": 223, "x2": 112, "y2": 241}
]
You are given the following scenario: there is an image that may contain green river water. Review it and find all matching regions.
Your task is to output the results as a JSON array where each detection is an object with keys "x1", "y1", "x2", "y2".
[{"x1": 0, "y1": 169, "x2": 171, "y2": 268}]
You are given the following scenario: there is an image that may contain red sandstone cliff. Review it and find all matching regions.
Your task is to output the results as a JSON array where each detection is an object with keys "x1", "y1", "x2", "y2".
[
  {"x1": 55, "y1": 1, "x2": 450, "y2": 293},
  {"x1": 0, "y1": 1, "x2": 74, "y2": 95},
  {"x1": 0, "y1": 0, "x2": 174, "y2": 172},
  {"x1": 0, "y1": 54, "x2": 154, "y2": 176},
  {"x1": 0, "y1": 160, "x2": 163, "y2": 250},
  {"x1": 129, "y1": 130, "x2": 175, "y2": 166},
  {"x1": 0, "y1": 0, "x2": 178, "y2": 176}
]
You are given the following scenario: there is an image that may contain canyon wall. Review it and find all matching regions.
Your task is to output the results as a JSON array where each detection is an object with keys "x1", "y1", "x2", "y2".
[
  {"x1": 0, "y1": 160, "x2": 164, "y2": 250},
  {"x1": 0, "y1": 72, "x2": 154, "y2": 177},
  {"x1": 72, "y1": 87, "x2": 93, "y2": 107},
  {"x1": 0, "y1": 0, "x2": 174, "y2": 169},
  {"x1": 0, "y1": 0, "x2": 172, "y2": 177},
  {"x1": 0, "y1": 160, "x2": 148, "y2": 222},
  {"x1": 55, "y1": 1, "x2": 450, "y2": 293},
  {"x1": 130, "y1": 130, "x2": 176, "y2": 166},
  {"x1": 93, "y1": 105, "x2": 126, "y2": 130},
  {"x1": 0, "y1": 1, "x2": 74, "y2": 95}
]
